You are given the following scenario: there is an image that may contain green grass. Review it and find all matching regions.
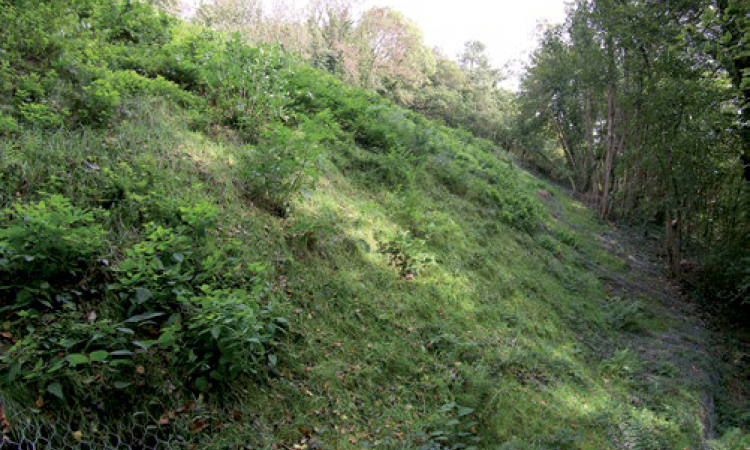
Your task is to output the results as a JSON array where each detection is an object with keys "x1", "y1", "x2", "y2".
[{"x1": 0, "y1": 99, "x2": 715, "y2": 449}]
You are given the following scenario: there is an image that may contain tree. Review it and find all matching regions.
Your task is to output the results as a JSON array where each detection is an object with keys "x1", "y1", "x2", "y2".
[
  {"x1": 518, "y1": 0, "x2": 745, "y2": 281},
  {"x1": 306, "y1": 0, "x2": 359, "y2": 77},
  {"x1": 355, "y1": 7, "x2": 433, "y2": 102}
]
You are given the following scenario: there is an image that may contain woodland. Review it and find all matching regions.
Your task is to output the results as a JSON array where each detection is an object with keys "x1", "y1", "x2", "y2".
[{"x1": 0, "y1": 0, "x2": 747, "y2": 448}]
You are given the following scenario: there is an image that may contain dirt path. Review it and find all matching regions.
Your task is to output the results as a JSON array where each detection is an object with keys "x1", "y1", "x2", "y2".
[{"x1": 593, "y1": 225, "x2": 721, "y2": 445}]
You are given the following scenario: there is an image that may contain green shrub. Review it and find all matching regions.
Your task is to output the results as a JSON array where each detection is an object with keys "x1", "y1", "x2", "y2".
[
  {"x1": 0, "y1": 1, "x2": 75, "y2": 64},
  {"x1": 185, "y1": 285, "x2": 286, "y2": 388},
  {"x1": 709, "y1": 429, "x2": 750, "y2": 450},
  {"x1": 0, "y1": 113, "x2": 20, "y2": 136},
  {"x1": 537, "y1": 234, "x2": 562, "y2": 254},
  {"x1": 204, "y1": 36, "x2": 292, "y2": 140},
  {"x1": 0, "y1": 309, "x2": 149, "y2": 405},
  {"x1": 15, "y1": 102, "x2": 67, "y2": 129},
  {"x1": 415, "y1": 402, "x2": 481, "y2": 450},
  {"x1": 114, "y1": 224, "x2": 195, "y2": 315},
  {"x1": 0, "y1": 195, "x2": 108, "y2": 289},
  {"x1": 236, "y1": 111, "x2": 336, "y2": 214},
  {"x1": 604, "y1": 297, "x2": 648, "y2": 332},
  {"x1": 379, "y1": 231, "x2": 436, "y2": 278},
  {"x1": 80, "y1": 78, "x2": 122, "y2": 125},
  {"x1": 97, "y1": 0, "x2": 174, "y2": 45},
  {"x1": 480, "y1": 186, "x2": 543, "y2": 232},
  {"x1": 555, "y1": 227, "x2": 581, "y2": 249}
]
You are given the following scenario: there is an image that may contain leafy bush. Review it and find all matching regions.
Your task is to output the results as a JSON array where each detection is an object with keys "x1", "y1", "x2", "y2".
[
  {"x1": 80, "y1": 78, "x2": 122, "y2": 125},
  {"x1": 236, "y1": 111, "x2": 336, "y2": 214},
  {"x1": 203, "y1": 36, "x2": 292, "y2": 140},
  {"x1": 185, "y1": 285, "x2": 286, "y2": 388},
  {"x1": 0, "y1": 1, "x2": 75, "y2": 63},
  {"x1": 537, "y1": 234, "x2": 562, "y2": 254},
  {"x1": 0, "y1": 195, "x2": 108, "y2": 288},
  {"x1": 96, "y1": 0, "x2": 174, "y2": 45},
  {"x1": 415, "y1": 402, "x2": 481, "y2": 450},
  {"x1": 15, "y1": 102, "x2": 68, "y2": 129},
  {"x1": 114, "y1": 224, "x2": 196, "y2": 315},
  {"x1": 555, "y1": 227, "x2": 581, "y2": 249},
  {"x1": 480, "y1": 186, "x2": 543, "y2": 232},
  {"x1": 0, "y1": 113, "x2": 20, "y2": 136},
  {"x1": 379, "y1": 231, "x2": 436, "y2": 278},
  {"x1": 599, "y1": 348, "x2": 642, "y2": 377},
  {"x1": 604, "y1": 298, "x2": 648, "y2": 333},
  {"x1": 709, "y1": 429, "x2": 750, "y2": 450},
  {"x1": 0, "y1": 309, "x2": 150, "y2": 405}
]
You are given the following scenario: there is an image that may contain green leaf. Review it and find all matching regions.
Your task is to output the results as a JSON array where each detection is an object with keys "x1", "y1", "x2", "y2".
[
  {"x1": 195, "y1": 376, "x2": 208, "y2": 392},
  {"x1": 89, "y1": 350, "x2": 109, "y2": 362},
  {"x1": 268, "y1": 354, "x2": 277, "y2": 367},
  {"x1": 125, "y1": 312, "x2": 165, "y2": 323},
  {"x1": 438, "y1": 402, "x2": 456, "y2": 413},
  {"x1": 47, "y1": 383, "x2": 64, "y2": 400},
  {"x1": 114, "y1": 381, "x2": 131, "y2": 389},
  {"x1": 135, "y1": 288, "x2": 152, "y2": 304},
  {"x1": 132, "y1": 340, "x2": 155, "y2": 350},
  {"x1": 457, "y1": 407, "x2": 474, "y2": 416},
  {"x1": 8, "y1": 363, "x2": 21, "y2": 382},
  {"x1": 66, "y1": 354, "x2": 89, "y2": 366}
]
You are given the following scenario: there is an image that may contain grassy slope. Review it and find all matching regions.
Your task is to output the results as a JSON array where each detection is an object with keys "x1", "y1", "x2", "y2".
[{"x1": 1, "y1": 2, "x2": 743, "y2": 449}]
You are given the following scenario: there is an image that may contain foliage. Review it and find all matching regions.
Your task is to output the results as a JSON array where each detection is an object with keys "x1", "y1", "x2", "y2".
[
  {"x1": 415, "y1": 403, "x2": 481, "y2": 450},
  {"x1": 518, "y1": 0, "x2": 746, "y2": 312},
  {"x1": 202, "y1": 35, "x2": 293, "y2": 140},
  {"x1": 236, "y1": 110, "x2": 337, "y2": 214},
  {"x1": 378, "y1": 230, "x2": 435, "y2": 278},
  {"x1": 0, "y1": 195, "x2": 108, "y2": 286},
  {"x1": 185, "y1": 285, "x2": 286, "y2": 387},
  {"x1": 0, "y1": 1, "x2": 741, "y2": 449},
  {"x1": 604, "y1": 297, "x2": 648, "y2": 333},
  {"x1": 0, "y1": 113, "x2": 20, "y2": 136}
]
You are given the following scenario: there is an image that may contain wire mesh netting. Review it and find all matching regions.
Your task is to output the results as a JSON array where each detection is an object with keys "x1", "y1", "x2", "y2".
[
  {"x1": 0, "y1": 395, "x2": 253, "y2": 450},
  {"x1": 1, "y1": 410, "x2": 196, "y2": 449}
]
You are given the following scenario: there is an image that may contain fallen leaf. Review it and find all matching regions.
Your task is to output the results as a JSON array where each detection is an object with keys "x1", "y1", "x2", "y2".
[
  {"x1": 191, "y1": 418, "x2": 207, "y2": 433},
  {"x1": 135, "y1": 366, "x2": 145, "y2": 375},
  {"x1": 36, "y1": 395, "x2": 44, "y2": 408},
  {"x1": 1, "y1": 402, "x2": 11, "y2": 434},
  {"x1": 72, "y1": 430, "x2": 83, "y2": 441}
]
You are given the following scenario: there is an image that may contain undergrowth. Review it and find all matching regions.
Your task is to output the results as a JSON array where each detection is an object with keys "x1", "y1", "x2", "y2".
[{"x1": 0, "y1": 1, "x2": 742, "y2": 448}]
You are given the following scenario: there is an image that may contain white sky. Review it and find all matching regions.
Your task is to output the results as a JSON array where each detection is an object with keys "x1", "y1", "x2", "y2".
[{"x1": 358, "y1": 0, "x2": 569, "y2": 87}]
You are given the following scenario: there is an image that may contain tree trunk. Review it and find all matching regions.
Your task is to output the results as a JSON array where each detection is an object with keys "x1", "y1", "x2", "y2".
[
  {"x1": 583, "y1": 91, "x2": 595, "y2": 192},
  {"x1": 665, "y1": 209, "x2": 681, "y2": 277},
  {"x1": 600, "y1": 79, "x2": 616, "y2": 219}
]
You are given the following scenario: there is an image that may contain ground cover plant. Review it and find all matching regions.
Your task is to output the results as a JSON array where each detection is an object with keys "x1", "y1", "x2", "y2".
[{"x1": 0, "y1": 1, "x2": 746, "y2": 449}]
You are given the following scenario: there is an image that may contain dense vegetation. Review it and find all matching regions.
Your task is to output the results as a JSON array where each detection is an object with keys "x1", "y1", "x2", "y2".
[
  {"x1": 516, "y1": 0, "x2": 748, "y2": 311},
  {"x1": 0, "y1": 0, "x2": 746, "y2": 449}
]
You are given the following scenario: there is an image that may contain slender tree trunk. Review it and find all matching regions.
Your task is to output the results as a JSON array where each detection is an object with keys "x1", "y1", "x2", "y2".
[
  {"x1": 583, "y1": 91, "x2": 595, "y2": 192},
  {"x1": 600, "y1": 79, "x2": 616, "y2": 219},
  {"x1": 665, "y1": 209, "x2": 681, "y2": 277},
  {"x1": 549, "y1": 110, "x2": 578, "y2": 192}
]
